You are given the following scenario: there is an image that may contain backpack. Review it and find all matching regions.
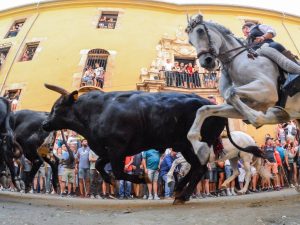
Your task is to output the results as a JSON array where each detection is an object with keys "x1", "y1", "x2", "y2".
[{"x1": 277, "y1": 147, "x2": 285, "y2": 162}]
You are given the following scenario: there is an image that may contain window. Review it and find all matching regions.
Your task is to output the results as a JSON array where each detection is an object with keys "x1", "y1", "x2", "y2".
[
  {"x1": 5, "y1": 19, "x2": 26, "y2": 39},
  {"x1": 3, "y1": 89, "x2": 21, "y2": 112},
  {"x1": 20, "y1": 42, "x2": 39, "y2": 62},
  {"x1": 81, "y1": 49, "x2": 109, "y2": 88},
  {"x1": 0, "y1": 46, "x2": 11, "y2": 69},
  {"x1": 97, "y1": 11, "x2": 118, "y2": 29}
]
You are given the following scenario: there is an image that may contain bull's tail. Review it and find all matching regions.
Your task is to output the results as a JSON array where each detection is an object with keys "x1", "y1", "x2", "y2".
[{"x1": 225, "y1": 122, "x2": 264, "y2": 158}]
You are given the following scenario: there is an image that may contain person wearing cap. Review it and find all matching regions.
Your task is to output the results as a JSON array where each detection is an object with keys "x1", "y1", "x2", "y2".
[
  {"x1": 242, "y1": 22, "x2": 284, "y2": 52},
  {"x1": 242, "y1": 22, "x2": 300, "y2": 96},
  {"x1": 263, "y1": 137, "x2": 279, "y2": 191}
]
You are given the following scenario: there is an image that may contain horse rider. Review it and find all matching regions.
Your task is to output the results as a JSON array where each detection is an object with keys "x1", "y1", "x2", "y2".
[{"x1": 242, "y1": 22, "x2": 300, "y2": 97}]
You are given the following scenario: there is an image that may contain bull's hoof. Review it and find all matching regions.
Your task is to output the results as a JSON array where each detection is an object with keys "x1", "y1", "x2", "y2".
[
  {"x1": 173, "y1": 198, "x2": 186, "y2": 205},
  {"x1": 174, "y1": 190, "x2": 184, "y2": 198},
  {"x1": 25, "y1": 185, "x2": 32, "y2": 193},
  {"x1": 237, "y1": 191, "x2": 245, "y2": 195}
]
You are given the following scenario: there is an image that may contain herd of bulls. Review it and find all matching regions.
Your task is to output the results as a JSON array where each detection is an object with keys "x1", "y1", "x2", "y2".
[{"x1": 0, "y1": 84, "x2": 263, "y2": 204}]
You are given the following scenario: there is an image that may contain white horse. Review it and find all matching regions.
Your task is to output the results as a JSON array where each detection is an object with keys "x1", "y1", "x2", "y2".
[
  {"x1": 218, "y1": 131, "x2": 270, "y2": 195},
  {"x1": 167, "y1": 131, "x2": 270, "y2": 195},
  {"x1": 185, "y1": 15, "x2": 300, "y2": 163}
]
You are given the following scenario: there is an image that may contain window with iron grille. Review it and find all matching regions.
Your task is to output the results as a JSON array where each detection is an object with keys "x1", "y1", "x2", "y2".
[
  {"x1": 0, "y1": 46, "x2": 11, "y2": 69},
  {"x1": 20, "y1": 42, "x2": 39, "y2": 62},
  {"x1": 81, "y1": 49, "x2": 109, "y2": 87},
  {"x1": 97, "y1": 11, "x2": 118, "y2": 29},
  {"x1": 5, "y1": 19, "x2": 26, "y2": 39}
]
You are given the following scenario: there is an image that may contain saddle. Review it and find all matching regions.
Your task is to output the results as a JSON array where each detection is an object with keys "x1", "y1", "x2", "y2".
[
  {"x1": 277, "y1": 69, "x2": 300, "y2": 108},
  {"x1": 281, "y1": 50, "x2": 300, "y2": 97}
]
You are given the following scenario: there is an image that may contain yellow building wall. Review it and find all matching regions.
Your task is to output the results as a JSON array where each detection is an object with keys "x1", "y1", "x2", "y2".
[{"x1": 0, "y1": 1, "x2": 299, "y2": 144}]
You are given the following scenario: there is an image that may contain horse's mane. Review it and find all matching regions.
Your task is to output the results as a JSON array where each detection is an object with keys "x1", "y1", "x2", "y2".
[
  {"x1": 186, "y1": 14, "x2": 233, "y2": 37},
  {"x1": 204, "y1": 21, "x2": 233, "y2": 37}
]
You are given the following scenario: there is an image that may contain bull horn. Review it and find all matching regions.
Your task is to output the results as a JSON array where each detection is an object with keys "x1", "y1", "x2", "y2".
[{"x1": 44, "y1": 83, "x2": 69, "y2": 96}]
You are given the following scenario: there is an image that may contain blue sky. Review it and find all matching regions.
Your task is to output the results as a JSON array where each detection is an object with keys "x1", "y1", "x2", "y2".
[{"x1": 0, "y1": 0, "x2": 299, "y2": 17}]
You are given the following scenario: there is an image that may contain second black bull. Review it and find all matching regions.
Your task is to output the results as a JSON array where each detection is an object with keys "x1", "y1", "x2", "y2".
[
  {"x1": 42, "y1": 84, "x2": 262, "y2": 203},
  {"x1": 12, "y1": 110, "x2": 59, "y2": 192}
]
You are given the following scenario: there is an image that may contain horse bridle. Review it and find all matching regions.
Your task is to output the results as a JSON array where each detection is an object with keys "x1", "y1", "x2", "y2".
[{"x1": 186, "y1": 15, "x2": 257, "y2": 64}]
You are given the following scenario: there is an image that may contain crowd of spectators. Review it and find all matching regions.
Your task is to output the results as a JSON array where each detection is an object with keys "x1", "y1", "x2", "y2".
[
  {"x1": 2, "y1": 120, "x2": 300, "y2": 200},
  {"x1": 161, "y1": 59, "x2": 219, "y2": 89},
  {"x1": 81, "y1": 63, "x2": 105, "y2": 88}
]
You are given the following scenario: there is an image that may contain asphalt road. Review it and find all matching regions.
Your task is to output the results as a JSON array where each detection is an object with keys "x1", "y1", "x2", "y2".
[{"x1": 1, "y1": 188, "x2": 300, "y2": 225}]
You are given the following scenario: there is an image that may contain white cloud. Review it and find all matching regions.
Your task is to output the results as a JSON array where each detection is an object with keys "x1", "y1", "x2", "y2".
[{"x1": 0, "y1": 0, "x2": 299, "y2": 17}]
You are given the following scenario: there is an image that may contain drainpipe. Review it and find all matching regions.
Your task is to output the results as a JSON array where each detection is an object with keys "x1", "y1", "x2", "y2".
[
  {"x1": 281, "y1": 12, "x2": 300, "y2": 56},
  {"x1": 0, "y1": 2, "x2": 40, "y2": 94}
]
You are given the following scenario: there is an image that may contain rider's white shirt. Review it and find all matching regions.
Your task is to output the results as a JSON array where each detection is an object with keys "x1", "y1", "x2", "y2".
[{"x1": 250, "y1": 24, "x2": 277, "y2": 37}]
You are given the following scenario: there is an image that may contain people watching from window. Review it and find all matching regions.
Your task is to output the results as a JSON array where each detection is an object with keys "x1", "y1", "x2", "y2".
[
  {"x1": 0, "y1": 53, "x2": 6, "y2": 68},
  {"x1": 21, "y1": 50, "x2": 30, "y2": 62},
  {"x1": 81, "y1": 64, "x2": 106, "y2": 88},
  {"x1": 98, "y1": 15, "x2": 117, "y2": 29},
  {"x1": 94, "y1": 63, "x2": 105, "y2": 88},
  {"x1": 82, "y1": 66, "x2": 95, "y2": 86}
]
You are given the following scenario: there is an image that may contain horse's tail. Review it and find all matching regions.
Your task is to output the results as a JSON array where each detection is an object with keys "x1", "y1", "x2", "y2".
[
  {"x1": 252, "y1": 157, "x2": 272, "y2": 180},
  {"x1": 225, "y1": 121, "x2": 264, "y2": 158}
]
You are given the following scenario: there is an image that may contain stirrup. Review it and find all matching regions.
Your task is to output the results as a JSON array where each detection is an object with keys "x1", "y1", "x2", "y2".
[{"x1": 282, "y1": 73, "x2": 300, "y2": 97}]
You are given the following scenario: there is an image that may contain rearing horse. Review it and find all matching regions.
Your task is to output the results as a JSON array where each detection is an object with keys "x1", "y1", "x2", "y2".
[{"x1": 185, "y1": 15, "x2": 300, "y2": 159}]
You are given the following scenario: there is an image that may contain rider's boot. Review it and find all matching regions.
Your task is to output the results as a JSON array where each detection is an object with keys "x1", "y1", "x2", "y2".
[
  {"x1": 282, "y1": 73, "x2": 300, "y2": 97},
  {"x1": 281, "y1": 50, "x2": 300, "y2": 97},
  {"x1": 282, "y1": 50, "x2": 300, "y2": 64}
]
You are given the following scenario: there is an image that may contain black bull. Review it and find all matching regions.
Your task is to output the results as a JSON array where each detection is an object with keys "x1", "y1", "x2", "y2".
[
  {"x1": 42, "y1": 84, "x2": 262, "y2": 203},
  {"x1": 0, "y1": 97, "x2": 21, "y2": 190},
  {"x1": 11, "y1": 110, "x2": 59, "y2": 192}
]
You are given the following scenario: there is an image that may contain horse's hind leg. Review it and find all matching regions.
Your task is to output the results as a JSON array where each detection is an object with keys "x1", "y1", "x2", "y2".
[
  {"x1": 217, "y1": 149, "x2": 238, "y2": 162},
  {"x1": 221, "y1": 157, "x2": 239, "y2": 189},
  {"x1": 237, "y1": 159, "x2": 251, "y2": 195}
]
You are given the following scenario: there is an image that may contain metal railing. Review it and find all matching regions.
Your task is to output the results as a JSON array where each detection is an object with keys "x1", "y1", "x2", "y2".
[{"x1": 161, "y1": 71, "x2": 219, "y2": 89}]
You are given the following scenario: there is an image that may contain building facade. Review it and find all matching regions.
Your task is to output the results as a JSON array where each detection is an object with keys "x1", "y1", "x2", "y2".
[{"x1": 0, "y1": 0, "x2": 299, "y2": 144}]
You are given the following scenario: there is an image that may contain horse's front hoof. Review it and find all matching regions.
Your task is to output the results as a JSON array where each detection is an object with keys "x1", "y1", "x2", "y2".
[{"x1": 173, "y1": 198, "x2": 186, "y2": 205}]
